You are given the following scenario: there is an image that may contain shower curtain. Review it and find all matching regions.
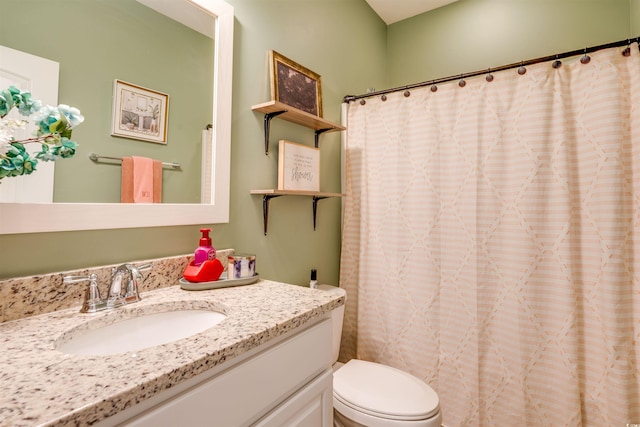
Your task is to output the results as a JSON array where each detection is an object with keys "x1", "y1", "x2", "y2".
[{"x1": 340, "y1": 44, "x2": 640, "y2": 426}]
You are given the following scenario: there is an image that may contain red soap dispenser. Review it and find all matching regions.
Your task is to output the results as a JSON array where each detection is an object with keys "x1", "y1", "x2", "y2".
[
  {"x1": 194, "y1": 228, "x2": 216, "y2": 266},
  {"x1": 183, "y1": 228, "x2": 223, "y2": 283}
]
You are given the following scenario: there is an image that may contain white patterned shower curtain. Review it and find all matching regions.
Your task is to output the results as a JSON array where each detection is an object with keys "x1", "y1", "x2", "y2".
[{"x1": 339, "y1": 44, "x2": 640, "y2": 426}]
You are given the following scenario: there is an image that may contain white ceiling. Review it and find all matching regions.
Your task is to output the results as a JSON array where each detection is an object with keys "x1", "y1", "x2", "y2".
[{"x1": 365, "y1": 0, "x2": 459, "y2": 25}]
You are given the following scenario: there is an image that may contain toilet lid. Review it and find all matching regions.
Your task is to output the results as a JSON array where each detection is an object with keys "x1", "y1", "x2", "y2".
[{"x1": 333, "y1": 359, "x2": 440, "y2": 421}]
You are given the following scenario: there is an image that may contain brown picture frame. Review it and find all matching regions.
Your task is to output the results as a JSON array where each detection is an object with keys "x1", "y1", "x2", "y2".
[
  {"x1": 269, "y1": 50, "x2": 322, "y2": 117},
  {"x1": 111, "y1": 79, "x2": 169, "y2": 144}
]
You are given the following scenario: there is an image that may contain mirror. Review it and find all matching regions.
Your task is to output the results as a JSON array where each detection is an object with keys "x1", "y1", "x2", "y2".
[{"x1": 0, "y1": 0, "x2": 233, "y2": 234}]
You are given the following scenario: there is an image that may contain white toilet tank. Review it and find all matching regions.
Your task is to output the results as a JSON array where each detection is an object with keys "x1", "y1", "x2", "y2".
[{"x1": 318, "y1": 285, "x2": 346, "y2": 365}]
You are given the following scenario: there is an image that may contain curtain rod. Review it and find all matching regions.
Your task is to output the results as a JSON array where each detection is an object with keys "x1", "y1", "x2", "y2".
[{"x1": 343, "y1": 37, "x2": 638, "y2": 103}]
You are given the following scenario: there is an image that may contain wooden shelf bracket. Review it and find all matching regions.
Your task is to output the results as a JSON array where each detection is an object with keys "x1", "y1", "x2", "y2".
[
  {"x1": 314, "y1": 128, "x2": 333, "y2": 148},
  {"x1": 263, "y1": 110, "x2": 286, "y2": 155},
  {"x1": 261, "y1": 194, "x2": 283, "y2": 235},
  {"x1": 312, "y1": 196, "x2": 330, "y2": 230}
]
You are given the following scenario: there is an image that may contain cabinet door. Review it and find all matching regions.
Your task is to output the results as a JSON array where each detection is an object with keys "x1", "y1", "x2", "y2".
[{"x1": 255, "y1": 369, "x2": 333, "y2": 427}]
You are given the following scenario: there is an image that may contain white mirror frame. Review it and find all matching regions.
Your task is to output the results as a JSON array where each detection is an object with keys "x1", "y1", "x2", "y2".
[{"x1": 0, "y1": 0, "x2": 233, "y2": 234}]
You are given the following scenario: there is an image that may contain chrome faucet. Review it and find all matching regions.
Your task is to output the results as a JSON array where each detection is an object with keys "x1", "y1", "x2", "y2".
[
  {"x1": 64, "y1": 263, "x2": 151, "y2": 313},
  {"x1": 108, "y1": 263, "x2": 147, "y2": 307}
]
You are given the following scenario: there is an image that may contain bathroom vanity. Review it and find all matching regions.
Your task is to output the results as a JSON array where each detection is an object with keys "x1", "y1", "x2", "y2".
[{"x1": 0, "y1": 278, "x2": 344, "y2": 426}]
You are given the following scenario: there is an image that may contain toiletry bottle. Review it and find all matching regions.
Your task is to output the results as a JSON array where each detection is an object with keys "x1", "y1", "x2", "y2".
[
  {"x1": 310, "y1": 269, "x2": 318, "y2": 289},
  {"x1": 194, "y1": 228, "x2": 216, "y2": 266}
]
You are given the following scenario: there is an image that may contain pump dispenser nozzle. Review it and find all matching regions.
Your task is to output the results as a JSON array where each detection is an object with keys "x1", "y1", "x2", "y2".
[{"x1": 199, "y1": 228, "x2": 212, "y2": 246}]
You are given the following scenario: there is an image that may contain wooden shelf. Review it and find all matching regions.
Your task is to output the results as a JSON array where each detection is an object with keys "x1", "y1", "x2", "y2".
[
  {"x1": 252, "y1": 101, "x2": 346, "y2": 131},
  {"x1": 250, "y1": 189, "x2": 344, "y2": 235},
  {"x1": 250, "y1": 189, "x2": 344, "y2": 198},
  {"x1": 252, "y1": 101, "x2": 346, "y2": 154}
]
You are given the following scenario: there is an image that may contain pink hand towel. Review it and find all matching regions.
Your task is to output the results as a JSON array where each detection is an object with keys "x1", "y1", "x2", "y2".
[
  {"x1": 132, "y1": 156, "x2": 154, "y2": 203},
  {"x1": 121, "y1": 156, "x2": 162, "y2": 203}
]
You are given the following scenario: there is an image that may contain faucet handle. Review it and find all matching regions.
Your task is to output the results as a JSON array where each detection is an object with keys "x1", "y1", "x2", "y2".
[
  {"x1": 63, "y1": 273, "x2": 104, "y2": 313},
  {"x1": 137, "y1": 263, "x2": 152, "y2": 272}
]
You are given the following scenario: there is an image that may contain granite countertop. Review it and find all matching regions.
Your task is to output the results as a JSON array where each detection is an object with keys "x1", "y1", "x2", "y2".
[{"x1": 0, "y1": 280, "x2": 345, "y2": 426}]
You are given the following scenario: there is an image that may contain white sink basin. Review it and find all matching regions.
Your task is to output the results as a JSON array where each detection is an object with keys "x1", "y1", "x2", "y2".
[{"x1": 57, "y1": 309, "x2": 227, "y2": 356}]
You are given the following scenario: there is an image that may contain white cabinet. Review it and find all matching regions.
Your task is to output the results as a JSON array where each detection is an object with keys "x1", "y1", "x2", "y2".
[
  {"x1": 105, "y1": 318, "x2": 333, "y2": 427},
  {"x1": 255, "y1": 369, "x2": 333, "y2": 427}
]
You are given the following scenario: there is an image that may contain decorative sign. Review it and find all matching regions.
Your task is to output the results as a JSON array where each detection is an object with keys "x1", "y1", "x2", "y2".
[{"x1": 278, "y1": 140, "x2": 320, "y2": 191}]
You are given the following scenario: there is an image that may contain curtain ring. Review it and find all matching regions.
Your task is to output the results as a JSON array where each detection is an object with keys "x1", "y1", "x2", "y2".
[
  {"x1": 381, "y1": 94, "x2": 387, "y2": 101},
  {"x1": 580, "y1": 48, "x2": 591, "y2": 64},
  {"x1": 517, "y1": 62, "x2": 527, "y2": 75},
  {"x1": 552, "y1": 55, "x2": 562, "y2": 69},
  {"x1": 486, "y1": 68, "x2": 494, "y2": 82},
  {"x1": 430, "y1": 85, "x2": 438, "y2": 92},
  {"x1": 458, "y1": 75, "x2": 466, "y2": 87},
  {"x1": 623, "y1": 40, "x2": 631, "y2": 57},
  {"x1": 359, "y1": 99, "x2": 366, "y2": 105},
  {"x1": 404, "y1": 90, "x2": 411, "y2": 97}
]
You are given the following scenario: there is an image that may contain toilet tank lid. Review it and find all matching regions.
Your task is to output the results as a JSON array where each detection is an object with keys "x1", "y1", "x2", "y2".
[
  {"x1": 317, "y1": 284, "x2": 347, "y2": 299},
  {"x1": 333, "y1": 359, "x2": 440, "y2": 420}
]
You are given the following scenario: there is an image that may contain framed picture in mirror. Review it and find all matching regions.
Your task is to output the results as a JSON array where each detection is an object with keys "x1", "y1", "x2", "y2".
[
  {"x1": 111, "y1": 79, "x2": 169, "y2": 144},
  {"x1": 269, "y1": 50, "x2": 322, "y2": 117}
]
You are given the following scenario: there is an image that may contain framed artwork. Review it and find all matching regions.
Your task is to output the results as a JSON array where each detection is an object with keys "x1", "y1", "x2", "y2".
[
  {"x1": 111, "y1": 79, "x2": 169, "y2": 144},
  {"x1": 278, "y1": 140, "x2": 320, "y2": 192},
  {"x1": 269, "y1": 50, "x2": 322, "y2": 117}
]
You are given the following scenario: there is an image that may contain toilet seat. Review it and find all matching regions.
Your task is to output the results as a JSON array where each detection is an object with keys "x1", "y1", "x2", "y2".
[{"x1": 333, "y1": 359, "x2": 440, "y2": 423}]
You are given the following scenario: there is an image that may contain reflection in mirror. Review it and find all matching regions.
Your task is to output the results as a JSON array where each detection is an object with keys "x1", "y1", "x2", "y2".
[
  {"x1": 3, "y1": 0, "x2": 213, "y2": 204},
  {"x1": 0, "y1": 0, "x2": 233, "y2": 234},
  {"x1": 0, "y1": 46, "x2": 60, "y2": 203}
]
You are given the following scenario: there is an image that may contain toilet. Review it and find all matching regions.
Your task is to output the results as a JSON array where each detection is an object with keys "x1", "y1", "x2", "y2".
[{"x1": 319, "y1": 285, "x2": 442, "y2": 427}]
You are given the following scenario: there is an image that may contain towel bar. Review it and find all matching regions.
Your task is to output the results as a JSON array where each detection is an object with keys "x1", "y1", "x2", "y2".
[{"x1": 89, "y1": 153, "x2": 181, "y2": 169}]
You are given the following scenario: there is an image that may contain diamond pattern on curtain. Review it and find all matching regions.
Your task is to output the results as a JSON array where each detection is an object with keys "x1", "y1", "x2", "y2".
[{"x1": 340, "y1": 43, "x2": 640, "y2": 427}]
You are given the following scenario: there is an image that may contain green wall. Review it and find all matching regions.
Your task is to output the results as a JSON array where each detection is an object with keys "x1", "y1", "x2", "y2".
[
  {"x1": 0, "y1": 0, "x2": 386, "y2": 283},
  {"x1": 2, "y1": 0, "x2": 212, "y2": 204},
  {"x1": 387, "y1": 0, "x2": 632, "y2": 86},
  {"x1": 218, "y1": 0, "x2": 387, "y2": 286},
  {"x1": 0, "y1": 0, "x2": 633, "y2": 285},
  {"x1": 632, "y1": 0, "x2": 640, "y2": 33}
]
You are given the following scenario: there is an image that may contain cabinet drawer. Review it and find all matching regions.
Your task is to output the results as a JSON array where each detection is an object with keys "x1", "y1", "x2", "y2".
[{"x1": 124, "y1": 318, "x2": 332, "y2": 427}]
